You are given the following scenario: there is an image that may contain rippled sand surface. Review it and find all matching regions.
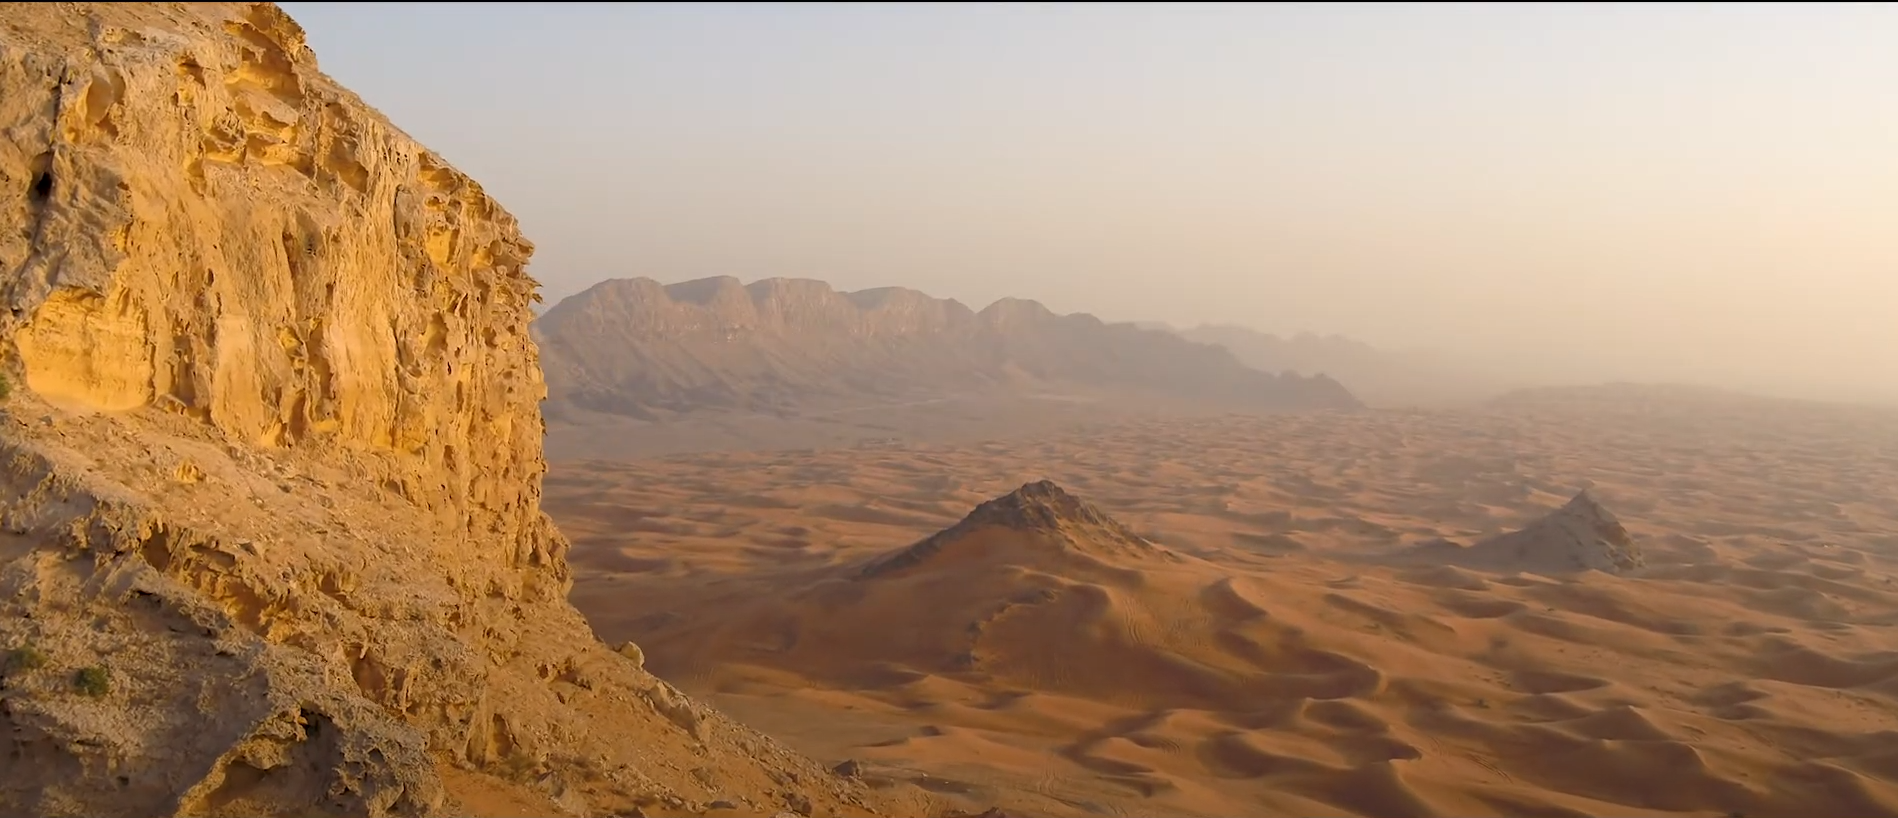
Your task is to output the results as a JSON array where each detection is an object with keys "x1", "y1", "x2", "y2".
[{"x1": 554, "y1": 386, "x2": 1898, "y2": 817}]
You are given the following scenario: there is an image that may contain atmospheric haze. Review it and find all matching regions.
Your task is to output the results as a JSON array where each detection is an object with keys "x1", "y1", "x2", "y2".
[
  {"x1": 8, "y1": 4, "x2": 1898, "y2": 818},
  {"x1": 283, "y1": 2, "x2": 1898, "y2": 404}
]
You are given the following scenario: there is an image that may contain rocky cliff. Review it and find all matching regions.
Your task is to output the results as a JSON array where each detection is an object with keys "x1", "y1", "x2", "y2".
[
  {"x1": 534, "y1": 275, "x2": 1363, "y2": 421},
  {"x1": 0, "y1": 4, "x2": 917, "y2": 817}
]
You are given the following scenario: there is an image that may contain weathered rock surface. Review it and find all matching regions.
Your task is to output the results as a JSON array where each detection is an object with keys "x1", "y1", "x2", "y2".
[
  {"x1": 858, "y1": 480, "x2": 1176, "y2": 579},
  {"x1": 533, "y1": 276, "x2": 1364, "y2": 422},
  {"x1": 0, "y1": 4, "x2": 922, "y2": 817},
  {"x1": 1412, "y1": 490, "x2": 1645, "y2": 576},
  {"x1": 1469, "y1": 490, "x2": 1645, "y2": 574}
]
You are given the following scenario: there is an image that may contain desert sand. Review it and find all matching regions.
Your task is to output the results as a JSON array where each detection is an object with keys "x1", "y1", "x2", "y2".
[
  {"x1": 555, "y1": 385, "x2": 1898, "y2": 818},
  {"x1": 7, "y1": 3, "x2": 1893, "y2": 816}
]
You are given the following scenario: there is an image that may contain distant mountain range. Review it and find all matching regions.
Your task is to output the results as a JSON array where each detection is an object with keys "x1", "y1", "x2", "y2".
[
  {"x1": 1161, "y1": 323, "x2": 1507, "y2": 406},
  {"x1": 531, "y1": 277, "x2": 1362, "y2": 422}
]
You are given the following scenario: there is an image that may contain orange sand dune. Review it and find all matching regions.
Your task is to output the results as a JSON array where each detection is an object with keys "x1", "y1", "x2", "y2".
[{"x1": 555, "y1": 389, "x2": 1898, "y2": 818}]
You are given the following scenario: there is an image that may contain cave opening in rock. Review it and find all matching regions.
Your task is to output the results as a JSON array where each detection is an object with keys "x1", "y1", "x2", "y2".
[{"x1": 30, "y1": 170, "x2": 51, "y2": 200}]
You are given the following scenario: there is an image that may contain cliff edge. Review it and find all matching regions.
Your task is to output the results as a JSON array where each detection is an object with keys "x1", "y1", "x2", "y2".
[{"x1": 0, "y1": 4, "x2": 917, "y2": 817}]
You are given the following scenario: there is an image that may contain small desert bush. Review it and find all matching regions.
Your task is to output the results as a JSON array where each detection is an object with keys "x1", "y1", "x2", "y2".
[
  {"x1": 5, "y1": 644, "x2": 46, "y2": 672},
  {"x1": 73, "y1": 665, "x2": 111, "y2": 697}
]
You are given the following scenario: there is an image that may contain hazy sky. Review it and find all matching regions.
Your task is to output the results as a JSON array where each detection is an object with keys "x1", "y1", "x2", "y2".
[{"x1": 279, "y1": 2, "x2": 1897, "y2": 401}]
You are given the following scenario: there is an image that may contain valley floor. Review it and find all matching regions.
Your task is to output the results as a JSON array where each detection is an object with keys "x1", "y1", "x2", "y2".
[{"x1": 551, "y1": 389, "x2": 1898, "y2": 818}]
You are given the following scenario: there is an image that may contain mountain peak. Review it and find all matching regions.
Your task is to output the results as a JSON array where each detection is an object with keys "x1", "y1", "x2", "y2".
[
  {"x1": 857, "y1": 480, "x2": 1164, "y2": 579},
  {"x1": 1475, "y1": 490, "x2": 1644, "y2": 574},
  {"x1": 978, "y1": 297, "x2": 1058, "y2": 328},
  {"x1": 965, "y1": 479, "x2": 1121, "y2": 532}
]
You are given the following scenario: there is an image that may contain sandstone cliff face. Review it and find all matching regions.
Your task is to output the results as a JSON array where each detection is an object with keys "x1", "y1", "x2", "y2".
[
  {"x1": 0, "y1": 5, "x2": 913, "y2": 817},
  {"x1": 534, "y1": 275, "x2": 1363, "y2": 420},
  {"x1": 1, "y1": 2, "x2": 550, "y2": 569}
]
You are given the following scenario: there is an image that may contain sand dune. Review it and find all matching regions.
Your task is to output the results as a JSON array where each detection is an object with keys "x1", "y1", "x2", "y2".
[{"x1": 555, "y1": 386, "x2": 1898, "y2": 817}]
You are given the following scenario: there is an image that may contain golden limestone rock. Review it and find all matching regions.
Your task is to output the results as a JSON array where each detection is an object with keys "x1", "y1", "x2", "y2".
[{"x1": 0, "y1": 4, "x2": 921, "y2": 817}]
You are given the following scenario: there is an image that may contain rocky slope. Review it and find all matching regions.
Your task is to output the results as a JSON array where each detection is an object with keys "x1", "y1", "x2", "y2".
[
  {"x1": 1411, "y1": 491, "x2": 1646, "y2": 575},
  {"x1": 857, "y1": 480, "x2": 1179, "y2": 580},
  {"x1": 533, "y1": 276, "x2": 1362, "y2": 421},
  {"x1": 0, "y1": 4, "x2": 922, "y2": 817}
]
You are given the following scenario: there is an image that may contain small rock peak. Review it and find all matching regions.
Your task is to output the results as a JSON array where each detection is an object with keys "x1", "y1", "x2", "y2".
[
  {"x1": 1561, "y1": 488, "x2": 1606, "y2": 513},
  {"x1": 965, "y1": 479, "x2": 1114, "y2": 532},
  {"x1": 1550, "y1": 489, "x2": 1633, "y2": 541},
  {"x1": 1477, "y1": 488, "x2": 1643, "y2": 574},
  {"x1": 857, "y1": 480, "x2": 1161, "y2": 580}
]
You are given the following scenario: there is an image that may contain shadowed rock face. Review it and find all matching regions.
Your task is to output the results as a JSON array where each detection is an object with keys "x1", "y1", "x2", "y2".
[
  {"x1": 1399, "y1": 490, "x2": 1645, "y2": 576},
  {"x1": 533, "y1": 276, "x2": 1364, "y2": 420},
  {"x1": 1475, "y1": 491, "x2": 1645, "y2": 574},
  {"x1": 859, "y1": 480, "x2": 1169, "y2": 579},
  {"x1": 0, "y1": 4, "x2": 916, "y2": 817},
  {"x1": 949, "y1": 480, "x2": 1144, "y2": 538}
]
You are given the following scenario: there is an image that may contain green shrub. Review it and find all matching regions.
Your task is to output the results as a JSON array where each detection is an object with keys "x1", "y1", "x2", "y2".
[
  {"x1": 73, "y1": 666, "x2": 110, "y2": 697},
  {"x1": 5, "y1": 644, "x2": 46, "y2": 672}
]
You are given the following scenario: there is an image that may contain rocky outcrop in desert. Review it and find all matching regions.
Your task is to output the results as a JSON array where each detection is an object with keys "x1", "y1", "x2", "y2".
[
  {"x1": 1466, "y1": 490, "x2": 1645, "y2": 574},
  {"x1": 857, "y1": 479, "x2": 1180, "y2": 580},
  {"x1": 1409, "y1": 490, "x2": 1646, "y2": 575},
  {"x1": 0, "y1": 4, "x2": 918, "y2": 817},
  {"x1": 533, "y1": 276, "x2": 1362, "y2": 421}
]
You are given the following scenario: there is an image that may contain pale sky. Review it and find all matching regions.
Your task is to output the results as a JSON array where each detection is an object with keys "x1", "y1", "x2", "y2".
[{"x1": 279, "y1": 2, "x2": 1898, "y2": 402}]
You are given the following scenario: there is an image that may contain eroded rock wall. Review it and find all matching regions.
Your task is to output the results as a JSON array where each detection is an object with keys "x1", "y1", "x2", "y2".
[
  {"x1": 1, "y1": 2, "x2": 558, "y2": 591},
  {"x1": 0, "y1": 5, "x2": 910, "y2": 817}
]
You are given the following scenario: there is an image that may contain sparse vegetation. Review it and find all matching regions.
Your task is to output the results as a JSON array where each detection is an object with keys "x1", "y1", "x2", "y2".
[
  {"x1": 5, "y1": 643, "x2": 46, "y2": 672},
  {"x1": 73, "y1": 665, "x2": 111, "y2": 697}
]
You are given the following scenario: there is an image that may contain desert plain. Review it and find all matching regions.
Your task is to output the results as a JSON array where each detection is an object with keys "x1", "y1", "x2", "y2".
[{"x1": 551, "y1": 384, "x2": 1898, "y2": 818}]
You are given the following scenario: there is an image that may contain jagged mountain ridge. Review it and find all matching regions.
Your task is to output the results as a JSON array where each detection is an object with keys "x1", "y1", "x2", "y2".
[{"x1": 533, "y1": 276, "x2": 1362, "y2": 420}]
